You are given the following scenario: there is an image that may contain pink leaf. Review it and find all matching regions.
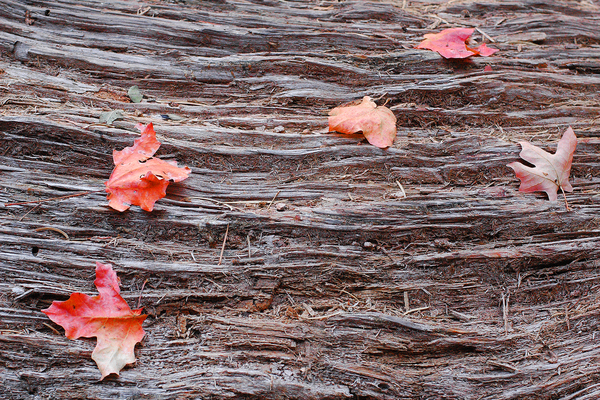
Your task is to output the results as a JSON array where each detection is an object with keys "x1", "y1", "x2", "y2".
[
  {"x1": 472, "y1": 42, "x2": 499, "y2": 57},
  {"x1": 507, "y1": 127, "x2": 577, "y2": 201},
  {"x1": 416, "y1": 28, "x2": 498, "y2": 58}
]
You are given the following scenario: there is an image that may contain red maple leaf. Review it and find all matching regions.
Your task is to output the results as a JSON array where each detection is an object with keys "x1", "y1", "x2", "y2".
[
  {"x1": 507, "y1": 127, "x2": 577, "y2": 202},
  {"x1": 472, "y1": 42, "x2": 498, "y2": 57},
  {"x1": 416, "y1": 28, "x2": 498, "y2": 59},
  {"x1": 105, "y1": 123, "x2": 191, "y2": 211},
  {"x1": 328, "y1": 96, "x2": 397, "y2": 148},
  {"x1": 42, "y1": 262, "x2": 147, "y2": 379}
]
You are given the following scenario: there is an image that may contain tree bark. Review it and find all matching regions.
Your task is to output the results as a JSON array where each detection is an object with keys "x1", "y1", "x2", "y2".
[{"x1": 1, "y1": 0, "x2": 600, "y2": 399}]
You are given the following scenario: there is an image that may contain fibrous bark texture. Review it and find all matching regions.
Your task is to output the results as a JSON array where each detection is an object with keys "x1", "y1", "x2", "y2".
[{"x1": 1, "y1": 0, "x2": 600, "y2": 399}]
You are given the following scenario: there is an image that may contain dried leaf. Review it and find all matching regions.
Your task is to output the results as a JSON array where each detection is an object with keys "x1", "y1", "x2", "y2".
[
  {"x1": 507, "y1": 127, "x2": 577, "y2": 201},
  {"x1": 105, "y1": 123, "x2": 191, "y2": 211},
  {"x1": 166, "y1": 114, "x2": 186, "y2": 121},
  {"x1": 328, "y1": 96, "x2": 397, "y2": 148},
  {"x1": 128, "y1": 85, "x2": 143, "y2": 103},
  {"x1": 42, "y1": 262, "x2": 147, "y2": 379},
  {"x1": 99, "y1": 110, "x2": 124, "y2": 125},
  {"x1": 416, "y1": 28, "x2": 498, "y2": 59}
]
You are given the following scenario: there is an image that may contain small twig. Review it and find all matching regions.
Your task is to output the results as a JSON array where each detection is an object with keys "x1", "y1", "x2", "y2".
[
  {"x1": 302, "y1": 310, "x2": 343, "y2": 320},
  {"x1": 427, "y1": 14, "x2": 450, "y2": 25},
  {"x1": 502, "y1": 292, "x2": 510, "y2": 335},
  {"x1": 449, "y1": 309, "x2": 475, "y2": 321},
  {"x1": 136, "y1": 279, "x2": 148, "y2": 309},
  {"x1": 220, "y1": 200, "x2": 266, "y2": 204},
  {"x1": 285, "y1": 290, "x2": 296, "y2": 306},
  {"x1": 247, "y1": 234, "x2": 251, "y2": 258},
  {"x1": 19, "y1": 203, "x2": 41, "y2": 221},
  {"x1": 218, "y1": 224, "x2": 229, "y2": 265},
  {"x1": 379, "y1": 246, "x2": 396, "y2": 263},
  {"x1": 404, "y1": 291, "x2": 410, "y2": 313},
  {"x1": 487, "y1": 359, "x2": 520, "y2": 373},
  {"x1": 339, "y1": 288, "x2": 360, "y2": 302},
  {"x1": 190, "y1": 251, "x2": 196, "y2": 262},
  {"x1": 43, "y1": 322, "x2": 61, "y2": 335},
  {"x1": 231, "y1": 257, "x2": 264, "y2": 265},
  {"x1": 476, "y1": 27, "x2": 495, "y2": 43},
  {"x1": 0, "y1": 329, "x2": 25, "y2": 335},
  {"x1": 14, "y1": 289, "x2": 35, "y2": 301},
  {"x1": 403, "y1": 306, "x2": 430, "y2": 316},
  {"x1": 5, "y1": 191, "x2": 96, "y2": 207},
  {"x1": 373, "y1": 92, "x2": 388, "y2": 101},
  {"x1": 396, "y1": 180, "x2": 407, "y2": 198},
  {"x1": 137, "y1": 6, "x2": 151, "y2": 15},
  {"x1": 34, "y1": 227, "x2": 69, "y2": 240},
  {"x1": 204, "y1": 277, "x2": 224, "y2": 290},
  {"x1": 155, "y1": 292, "x2": 167, "y2": 305},
  {"x1": 373, "y1": 32, "x2": 400, "y2": 45},
  {"x1": 267, "y1": 190, "x2": 281, "y2": 210},
  {"x1": 188, "y1": 196, "x2": 238, "y2": 211}
]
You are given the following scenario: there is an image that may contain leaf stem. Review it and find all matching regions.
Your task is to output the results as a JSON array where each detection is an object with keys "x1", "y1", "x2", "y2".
[{"x1": 559, "y1": 186, "x2": 571, "y2": 211}]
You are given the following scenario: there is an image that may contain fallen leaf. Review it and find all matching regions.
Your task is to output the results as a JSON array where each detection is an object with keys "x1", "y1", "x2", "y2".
[
  {"x1": 128, "y1": 85, "x2": 143, "y2": 103},
  {"x1": 416, "y1": 28, "x2": 498, "y2": 59},
  {"x1": 42, "y1": 262, "x2": 147, "y2": 379},
  {"x1": 471, "y1": 42, "x2": 498, "y2": 57},
  {"x1": 328, "y1": 96, "x2": 397, "y2": 148},
  {"x1": 105, "y1": 123, "x2": 191, "y2": 211},
  {"x1": 99, "y1": 110, "x2": 124, "y2": 125},
  {"x1": 507, "y1": 127, "x2": 577, "y2": 201},
  {"x1": 166, "y1": 114, "x2": 186, "y2": 121}
]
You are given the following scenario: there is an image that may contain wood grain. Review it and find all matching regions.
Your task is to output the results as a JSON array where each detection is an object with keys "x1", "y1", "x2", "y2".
[{"x1": 1, "y1": 0, "x2": 600, "y2": 398}]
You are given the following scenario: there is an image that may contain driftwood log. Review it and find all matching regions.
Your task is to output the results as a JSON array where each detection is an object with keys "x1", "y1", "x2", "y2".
[{"x1": 1, "y1": 0, "x2": 600, "y2": 398}]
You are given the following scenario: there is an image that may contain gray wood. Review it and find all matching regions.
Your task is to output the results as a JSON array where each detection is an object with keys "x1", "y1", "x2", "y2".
[{"x1": 1, "y1": 0, "x2": 600, "y2": 398}]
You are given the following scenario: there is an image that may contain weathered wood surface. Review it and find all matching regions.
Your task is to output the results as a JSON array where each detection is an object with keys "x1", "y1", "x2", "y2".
[{"x1": 1, "y1": 0, "x2": 600, "y2": 398}]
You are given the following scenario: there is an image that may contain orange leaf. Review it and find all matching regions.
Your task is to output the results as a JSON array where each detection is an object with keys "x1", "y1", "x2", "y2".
[
  {"x1": 42, "y1": 262, "x2": 147, "y2": 379},
  {"x1": 507, "y1": 127, "x2": 577, "y2": 201},
  {"x1": 416, "y1": 28, "x2": 498, "y2": 59},
  {"x1": 105, "y1": 123, "x2": 191, "y2": 211},
  {"x1": 328, "y1": 96, "x2": 397, "y2": 148}
]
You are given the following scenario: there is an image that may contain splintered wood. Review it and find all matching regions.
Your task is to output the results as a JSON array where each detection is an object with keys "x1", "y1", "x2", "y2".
[{"x1": 1, "y1": 0, "x2": 600, "y2": 399}]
